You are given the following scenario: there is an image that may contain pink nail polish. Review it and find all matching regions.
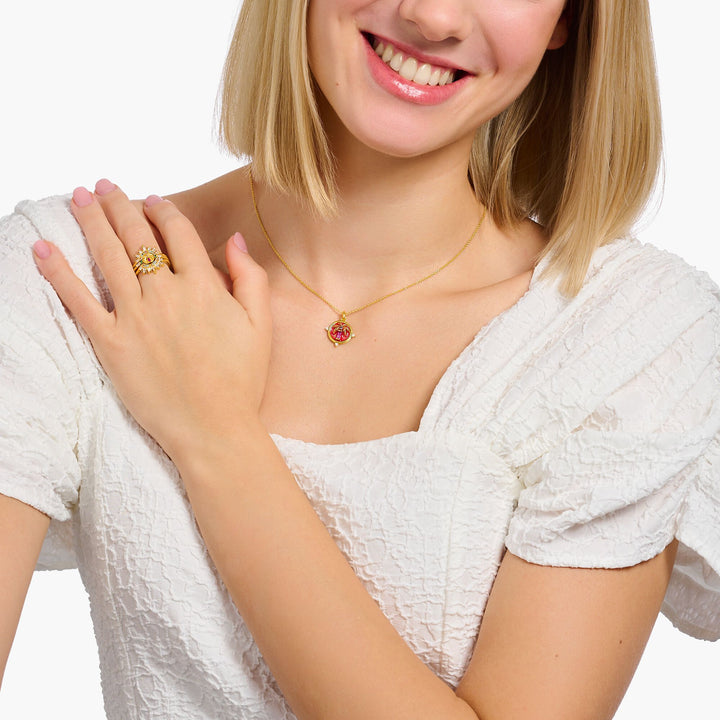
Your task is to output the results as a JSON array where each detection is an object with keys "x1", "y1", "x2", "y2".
[
  {"x1": 233, "y1": 232, "x2": 248, "y2": 253},
  {"x1": 33, "y1": 240, "x2": 51, "y2": 259},
  {"x1": 73, "y1": 186, "x2": 94, "y2": 208},
  {"x1": 95, "y1": 178, "x2": 116, "y2": 196},
  {"x1": 144, "y1": 195, "x2": 165, "y2": 208}
]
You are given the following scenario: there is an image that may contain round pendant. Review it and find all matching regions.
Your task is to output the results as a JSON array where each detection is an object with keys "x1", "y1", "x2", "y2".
[{"x1": 326, "y1": 318, "x2": 355, "y2": 346}]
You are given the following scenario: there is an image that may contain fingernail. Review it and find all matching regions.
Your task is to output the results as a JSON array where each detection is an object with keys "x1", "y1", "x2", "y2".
[
  {"x1": 33, "y1": 240, "x2": 52, "y2": 259},
  {"x1": 95, "y1": 178, "x2": 116, "y2": 195},
  {"x1": 144, "y1": 194, "x2": 165, "y2": 208},
  {"x1": 72, "y1": 186, "x2": 94, "y2": 208},
  {"x1": 233, "y1": 232, "x2": 248, "y2": 253}
]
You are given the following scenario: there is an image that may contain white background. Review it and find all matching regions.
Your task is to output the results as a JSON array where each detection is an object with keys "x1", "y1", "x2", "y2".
[{"x1": 0, "y1": 1, "x2": 718, "y2": 717}]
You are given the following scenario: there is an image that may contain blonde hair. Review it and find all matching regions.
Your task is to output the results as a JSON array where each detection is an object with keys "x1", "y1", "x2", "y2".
[{"x1": 219, "y1": 0, "x2": 662, "y2": 296}]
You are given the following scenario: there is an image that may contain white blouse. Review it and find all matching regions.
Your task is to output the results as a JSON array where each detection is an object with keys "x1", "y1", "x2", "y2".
[{"x1": 1, "y1": 195, "x2": 719, "y2": 719}]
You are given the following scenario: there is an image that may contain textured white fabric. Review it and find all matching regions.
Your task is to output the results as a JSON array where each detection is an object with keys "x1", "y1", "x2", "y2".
[{"x1": 1, "y1": 194, "x2": 719, "y2": 719}]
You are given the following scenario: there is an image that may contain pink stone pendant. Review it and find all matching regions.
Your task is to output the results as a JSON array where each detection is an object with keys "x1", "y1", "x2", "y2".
[{"x1": 326, "y1": 314, "x2": 355, "y2": 346}]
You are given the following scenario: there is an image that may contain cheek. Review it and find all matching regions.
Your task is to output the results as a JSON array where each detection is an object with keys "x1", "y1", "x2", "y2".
[
  {"x1": 306, "y1": 0, "x2": 355, "y2": 87},
  {"x1": 306, "y1": 6, "x2": 337, "y2": 101},
  {"x1": 306, "y1": 0, "x2": 325, "y2": 73},
  {"x1": 486, "y1": 9, "x2": 565, "y2": 78}
]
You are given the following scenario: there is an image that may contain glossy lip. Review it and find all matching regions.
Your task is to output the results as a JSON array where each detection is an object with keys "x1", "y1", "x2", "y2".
[{"x1": 362, "y1": 33, "x2": 473, "y2": 106}]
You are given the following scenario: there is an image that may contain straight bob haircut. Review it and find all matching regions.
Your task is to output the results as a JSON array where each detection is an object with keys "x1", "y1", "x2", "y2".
[{"x1": 219, "y1": 0, "x2": 662, "y2": 296}]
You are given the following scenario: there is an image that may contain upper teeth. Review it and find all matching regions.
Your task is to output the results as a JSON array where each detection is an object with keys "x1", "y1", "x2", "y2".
[{"x1": 372, "y1": 38, "x2": 456, "y2": 86}]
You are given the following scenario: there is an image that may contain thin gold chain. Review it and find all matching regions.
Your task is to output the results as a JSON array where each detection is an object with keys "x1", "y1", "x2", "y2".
[{"x1": 249, "y1": 172, "x2": 486, "y2": 318}]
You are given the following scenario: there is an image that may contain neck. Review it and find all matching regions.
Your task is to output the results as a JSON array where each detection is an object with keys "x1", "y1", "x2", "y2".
[{"x1": 252, "y1": 130, "x2": 483, "y2": 302}]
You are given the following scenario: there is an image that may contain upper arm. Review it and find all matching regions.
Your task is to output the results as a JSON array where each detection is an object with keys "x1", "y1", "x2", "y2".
[
  {"x1": 0, "y1": 494, "x2": 50, "y2": 685},
  {"x1": 456, "y1": 543, "x2": 678, "y2": 720},
  {"x1": 0, "y1": 204, "x2": 91, "y2": 527}
]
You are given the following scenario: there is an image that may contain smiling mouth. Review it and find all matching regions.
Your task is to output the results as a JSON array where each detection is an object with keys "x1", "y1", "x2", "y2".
[{"x1": 363, "y1": 33, "x2": 468, "y2": 87}]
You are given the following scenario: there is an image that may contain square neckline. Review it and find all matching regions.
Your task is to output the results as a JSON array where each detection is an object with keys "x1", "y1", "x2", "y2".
[{"x1": 271, "y1": 252, "x2": 554, "y2": 450}]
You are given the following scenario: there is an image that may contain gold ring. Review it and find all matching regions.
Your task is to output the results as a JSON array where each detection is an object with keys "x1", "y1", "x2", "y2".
[{"x1": 133, "y1": 246, "x2": 172, "y2": 276}]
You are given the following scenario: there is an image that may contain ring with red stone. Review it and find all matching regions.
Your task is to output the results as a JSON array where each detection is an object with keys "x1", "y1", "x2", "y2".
[{"x1": 132, "y1": 246, "x2": 172, "y2": 276}]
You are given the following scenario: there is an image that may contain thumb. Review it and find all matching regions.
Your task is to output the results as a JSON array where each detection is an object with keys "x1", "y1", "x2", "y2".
[{"x1": 225, "y1": 232, "x2": 271, "y2": 328}]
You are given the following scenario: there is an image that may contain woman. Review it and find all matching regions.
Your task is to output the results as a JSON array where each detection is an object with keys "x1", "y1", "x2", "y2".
[{"x1": 1, "y1": 1, "x2": 718, "y2": 719}]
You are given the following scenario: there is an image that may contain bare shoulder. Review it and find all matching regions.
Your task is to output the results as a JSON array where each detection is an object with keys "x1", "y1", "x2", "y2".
[
  {"x1": 131, "y1": 166, "x2": 254, "y2": 259},
  {"x1": 479, "y1": 215, "x2": 548, "y2": 284}
]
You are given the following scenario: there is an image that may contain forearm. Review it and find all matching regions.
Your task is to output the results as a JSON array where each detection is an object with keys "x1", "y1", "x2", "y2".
[{"x1": 172, "y1": 424, "x2": 478, "y2": 720}]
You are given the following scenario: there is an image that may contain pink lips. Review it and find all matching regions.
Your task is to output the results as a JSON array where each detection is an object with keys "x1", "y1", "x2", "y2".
[{"x1": 362, "y1": 34, "x2": 472, "y2": 106}]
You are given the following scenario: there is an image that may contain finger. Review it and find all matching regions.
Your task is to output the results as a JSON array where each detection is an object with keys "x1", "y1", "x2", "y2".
[
  {"x1": 142, "y1": 195, "x2": 213, "y2": 273},
  {"x1": 93, "y1": 179, "x2": 169, "y2": 271},
  {"x1": 70, "y1": 186, "x2": 142, "y2": 307},
  {"x1": 32, "y1": 239, "x2": 111, "y2": 339},
  {"x1": 214, "y1": 267, "x2": 233, "y2": 293},
  {"x1": 225, "y1": 233, "x2": 272, "y2": 331}
]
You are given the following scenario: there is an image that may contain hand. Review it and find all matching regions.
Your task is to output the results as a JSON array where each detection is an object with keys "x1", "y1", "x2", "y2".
[{"x1": 32, "y1": 180, "x2": 272, "y2": 463}]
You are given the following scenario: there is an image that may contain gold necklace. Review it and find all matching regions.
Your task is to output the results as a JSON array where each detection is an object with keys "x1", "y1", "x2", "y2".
[{"x1": 249, "y1": 173, "x2": 486, "y2": 346}]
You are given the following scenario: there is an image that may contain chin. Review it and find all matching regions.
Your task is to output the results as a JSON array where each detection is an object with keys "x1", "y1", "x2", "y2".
[
  {"x1": 318, "y1": 85, "x2": 479, "y2": 161},
  {"x1": 358, "y1": 131, "x2": 436, "y2": 158},
  {"x1": 349, "y1": 114, "x2": 476, "y2": 160}
]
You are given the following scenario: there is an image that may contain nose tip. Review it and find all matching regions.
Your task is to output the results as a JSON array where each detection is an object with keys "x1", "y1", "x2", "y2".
[{"x1": 399, "y1": 0, "x2": 473, "y2": 42}]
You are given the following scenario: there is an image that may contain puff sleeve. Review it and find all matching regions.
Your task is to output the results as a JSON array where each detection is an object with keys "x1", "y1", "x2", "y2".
[
  {"x1": 0, "y1": 197, "x2": 103, "y2": 569},
  {"x1": 505, "y1": 271, "x2": 720, "y2": 641}
]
